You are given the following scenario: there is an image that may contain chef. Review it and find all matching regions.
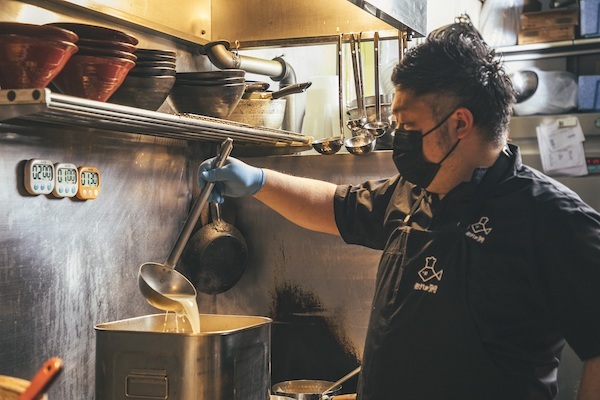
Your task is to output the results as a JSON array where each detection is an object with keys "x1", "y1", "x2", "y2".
[{"x1": 199, "y1": 16, "x2": 600, "y2": 400}]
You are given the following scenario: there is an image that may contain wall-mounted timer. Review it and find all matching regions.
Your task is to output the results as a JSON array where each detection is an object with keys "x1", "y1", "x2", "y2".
[
  {"x1": 53, "y1": 163, "x2": 78, "y2": 198},
  {"x1": 24, "y1": 159, "x2": 54, "y2": 195},
  {"x1": 76, "y1": 166, "x2": 101, "y2": 200}
]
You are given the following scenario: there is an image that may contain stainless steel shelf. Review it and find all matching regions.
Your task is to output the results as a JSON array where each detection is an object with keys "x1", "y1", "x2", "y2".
[
  {"x1": 496, "y1": 37, "x2": 600, "y2": 62},
  {"x1": 0, "y1": 88, "x2": 312, "y2": 146}
]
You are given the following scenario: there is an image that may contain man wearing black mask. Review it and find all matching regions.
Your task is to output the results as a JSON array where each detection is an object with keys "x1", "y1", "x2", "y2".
[{"x1": 198, "y1": 16, "x2": 600, "y2": 400}]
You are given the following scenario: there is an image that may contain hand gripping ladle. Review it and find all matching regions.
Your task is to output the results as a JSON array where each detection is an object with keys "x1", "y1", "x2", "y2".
[{"x1": 138, "y1": 138, "x2": 233, "y2": 312}]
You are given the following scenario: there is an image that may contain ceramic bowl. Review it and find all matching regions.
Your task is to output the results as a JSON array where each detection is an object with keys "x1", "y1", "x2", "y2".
[
  {"x1": 46, "y1": 22, "x2": 138, "y2": 45},
  {"x1": 167, "y1": 82, "x2": 246, "y2": 118},
  {"x1": 0, "y1": 34, "x2": 78, "y2": 89},
  {"x1": 0, "y1": 22, "x2": 78, "y2": 43},
  {"x1": 75, "y1": 45, "x2": 137, "y2": 62},
  {"x1": 108, "y1": 74, "x2": 175, "y2": 110},
  {"x1": 51, "y1": 54, "x2": 135, "y2": 102},
  {"x1": 76, "y1": 38, "x2": 137, "y2": 54},
  {"x1": 175, "y1": 70, "x2": 245, "y2": 80}
]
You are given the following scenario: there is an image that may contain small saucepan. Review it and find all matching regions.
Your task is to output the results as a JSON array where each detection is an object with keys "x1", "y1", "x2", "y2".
[
  {"x1": 181, "y1": 201, "x2": 248, "y2": 294},
  {"x1": 272, "y1": 367, "x2": 360, "y2": 400}
]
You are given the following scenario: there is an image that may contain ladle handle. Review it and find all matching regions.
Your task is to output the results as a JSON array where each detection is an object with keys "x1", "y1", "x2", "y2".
[
  {"x1": 338, "y1": 34, "x2": 345, "y2": 140},
  {"x1": 164, "y1": 138, "x2": 234, "y2": 269},
  {"x1": 373, "y1": 31, "x2": 382, "y2": 122},
  {"x1": 322, "y1": 366, "x2": 361, "y2": 396},
  {"x1": 349, "y1": 34, "x2": 365, "y2": 118}
]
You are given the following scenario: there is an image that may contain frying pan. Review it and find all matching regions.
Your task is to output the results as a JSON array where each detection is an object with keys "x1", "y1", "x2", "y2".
[{"x1": 181, "y1": 202, "x2": 248, "y2": 294}]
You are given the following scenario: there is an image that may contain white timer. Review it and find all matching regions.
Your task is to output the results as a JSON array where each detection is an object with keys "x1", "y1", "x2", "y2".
[
  {"x1": 24, "y1": 159, "x2": 55, "y2": 195},
  {"x1": 52, "y1": 163, "x2": 78, "y2": 198}
]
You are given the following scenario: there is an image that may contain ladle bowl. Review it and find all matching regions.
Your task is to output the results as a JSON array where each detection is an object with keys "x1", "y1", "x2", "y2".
[
  {"x1": 346, "y1": 117, "x2": 367, "y2": 133},
  {"x1": 344, "y1": 133, "x2": 376, "y2": 155},
  {"x1": 138, "y1": 262, "x2": 197, "y2": 312},
  {"x1": 363, "y1": 120, "x2": 389, "y2": 138},
  {"x1": 312, "y1": 136, "x2": 343, "y2": 155}
]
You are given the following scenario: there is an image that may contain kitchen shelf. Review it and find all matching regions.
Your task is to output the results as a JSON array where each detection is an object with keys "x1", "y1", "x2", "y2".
[
  {"x1": 0, "y1": 88, "x2": 311, "y2": 147},
  {"x1": 496, "y1": 37, "x2": 600, "y2": 62}
]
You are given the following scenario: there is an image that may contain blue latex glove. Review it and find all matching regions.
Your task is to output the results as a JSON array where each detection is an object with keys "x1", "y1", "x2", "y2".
[{"x1": 198, "y1": 157, "x2": 265, "y2": 203}]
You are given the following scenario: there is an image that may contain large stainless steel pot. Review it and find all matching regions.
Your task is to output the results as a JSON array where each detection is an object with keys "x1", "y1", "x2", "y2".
[{"x1": 95, "y1": 313, "x2": 272, "y2": 400}]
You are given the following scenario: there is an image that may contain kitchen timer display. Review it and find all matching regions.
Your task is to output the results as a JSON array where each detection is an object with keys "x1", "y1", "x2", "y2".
[
  {"x1": 76, "y1": 166, "x2": 101, "y2": 200},
  {"x1": 24, "y1": 159, "x2": 54, "y2": 195},
  {"x1": 53, "y1": 163, "x2": 78, "y2": 198}
]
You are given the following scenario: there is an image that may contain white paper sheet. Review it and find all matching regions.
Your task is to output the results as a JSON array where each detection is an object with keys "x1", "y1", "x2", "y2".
[{"x1": 535, "y1": 118, "x2": 588, "y2": 176}]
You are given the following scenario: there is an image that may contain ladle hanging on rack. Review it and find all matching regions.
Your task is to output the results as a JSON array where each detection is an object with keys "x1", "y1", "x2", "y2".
[
  {"x1": 344, "y1": 32, "x2": 375, "y2": 156},
  {"x1": 345, "y1": 33, "x2": 367, "y2": 133},
  {"x1": 364, "y1": 31, "x2": 390, "y2": 138},
  {"x1": 312, "y1": 33, "x2": 344, "y2": 155}
]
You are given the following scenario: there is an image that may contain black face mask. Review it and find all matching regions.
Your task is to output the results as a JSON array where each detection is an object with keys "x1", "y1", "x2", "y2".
[{"x1": 392, "y1": 111, "x2": 460, "y2": 188}]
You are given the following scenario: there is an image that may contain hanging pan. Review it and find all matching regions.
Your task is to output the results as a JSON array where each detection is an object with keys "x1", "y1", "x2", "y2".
[{"x1": 181, "y1": 201, "x2": 248, "y2": 294}]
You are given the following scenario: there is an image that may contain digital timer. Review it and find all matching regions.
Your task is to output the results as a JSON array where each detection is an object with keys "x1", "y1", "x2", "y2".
[
  {"x1": 76, "y1": 166, "x2": 101, "y2": 200},
  {"x1": 24, "y1": 159, "x2": 55, "y2": 195},
  {"x1": 52, "y1": 163, "x2": 78, "y2": 198}
]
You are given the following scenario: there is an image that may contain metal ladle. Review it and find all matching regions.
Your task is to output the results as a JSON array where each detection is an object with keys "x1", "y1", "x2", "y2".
[
  {"x1": 138, "y1": 138, "x2": 233, "y2": 312},
  {"x1": 345, "y1": 33, "x2": 367, "y2": 133},
  {"x1": 364, "y1": 32, "x2": 390, "y2": 138},
  {"x1": 321, "y1": 367, "x2": 361, "y2": 400},
  {"x1": 344, "y1": 33, "x2": 375, "y2": 155},
  {"x1": 312, "y1": 34, "x2": 345, "y2": 155}
]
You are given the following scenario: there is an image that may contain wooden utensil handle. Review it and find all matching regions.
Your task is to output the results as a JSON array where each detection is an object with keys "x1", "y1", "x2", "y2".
[{"x1": 18, "y1": 357, "x2": 63, "y2": 400}]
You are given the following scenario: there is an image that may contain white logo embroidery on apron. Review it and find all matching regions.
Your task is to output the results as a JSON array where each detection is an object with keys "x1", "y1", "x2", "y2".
[
  {"x1": 414, "y1": 256, "x2": 443, "y2": 294},
  {"x1": 465, "y1": 216, "x2": 492, "y2": 243}
]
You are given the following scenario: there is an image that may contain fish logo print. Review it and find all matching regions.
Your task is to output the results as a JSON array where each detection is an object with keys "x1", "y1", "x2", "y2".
[{"x1": 418, "y1": 256, "x2": 443, "y2": 282}]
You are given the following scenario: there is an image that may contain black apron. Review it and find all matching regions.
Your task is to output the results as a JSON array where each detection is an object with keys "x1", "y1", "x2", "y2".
[{"x1": 358, "y1": 150, "x2": 524, "y2": 400}]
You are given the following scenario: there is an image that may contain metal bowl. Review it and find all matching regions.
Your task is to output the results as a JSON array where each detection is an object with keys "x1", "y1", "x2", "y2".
[
  {"x1": 168, "y1": 82, "x2": 246, "y2": 118},
  {"x1": 312, "y1": 136, "x2": 343, "y2": 155},
  {"x1": 272, "y1": 380, "x2": 341, "y2": 400},
  {"x1": 226, "y1": 98, "x2": 286, "y2": 128},
  {"x1": 108, "y1": 74, "x2": 175, "y2": 110},
  {"x1": 344, "y1": 133, "x2": 376, "y2": 156}
]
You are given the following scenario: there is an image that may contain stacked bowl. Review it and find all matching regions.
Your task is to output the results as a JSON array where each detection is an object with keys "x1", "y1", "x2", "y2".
[
  {"x1": 0, "y1": 22, "x2": 79, "y2": 89},
  {"x1": 46, "y1": 22, "x2": 138, "y2": 102},
  {"x1": 168, "y1": 69, "x2": 246, "y2": 118},
  {"x1": 108, "y1": 48, "x2": 176, "y2": 110}
]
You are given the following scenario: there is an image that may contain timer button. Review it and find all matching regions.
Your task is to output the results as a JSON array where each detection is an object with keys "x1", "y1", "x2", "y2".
[
  {"x1": 94, "y1": 189, "x2": 99, "y2": 196},
  {"x1": 34, "y1": 184, "x2": 39, "y2": 191}
]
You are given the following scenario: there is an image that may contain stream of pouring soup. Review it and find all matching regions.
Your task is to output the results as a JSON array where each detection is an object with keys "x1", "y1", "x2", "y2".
[{"x1": 164, "y1": 293, "x2": 201, "y2": 333}]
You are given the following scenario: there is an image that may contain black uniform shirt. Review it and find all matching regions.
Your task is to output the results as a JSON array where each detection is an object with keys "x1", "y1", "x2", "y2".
[{"x1": 333, "y1": 144, "x2": 600, "y2": 398}]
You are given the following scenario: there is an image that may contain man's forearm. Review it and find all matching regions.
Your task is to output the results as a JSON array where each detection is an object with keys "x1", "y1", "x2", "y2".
[{"x1": 254, "y1": 169, "x2": 340, "y2": 236}]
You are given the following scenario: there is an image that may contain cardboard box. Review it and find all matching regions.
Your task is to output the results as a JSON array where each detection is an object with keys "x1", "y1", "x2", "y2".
[
  {"x1": 581, "y1": 0, "x2": 600, "y2": 37},
  {"x1": 518, "y1": 25, "x2": 576, "y2": 44},
  {"x1": 520, "y1": 9, "x2": 579, "y2": 30},
  {"x1": 578, "y1": 75, "x2": 600, "y2": 111}
]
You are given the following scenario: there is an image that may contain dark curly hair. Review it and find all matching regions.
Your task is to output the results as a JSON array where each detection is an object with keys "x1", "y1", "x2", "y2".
[{"x1": 392, "y1": 15, "x2": 515, "y2": 144}]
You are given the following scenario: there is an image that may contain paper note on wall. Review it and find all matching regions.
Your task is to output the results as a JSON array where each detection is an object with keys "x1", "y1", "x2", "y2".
[{"x1": 536, "y1": 118, "x2": 588, "y2": 176}]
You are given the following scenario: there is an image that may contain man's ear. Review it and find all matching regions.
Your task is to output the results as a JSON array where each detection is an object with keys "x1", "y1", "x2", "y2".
[{"x1": 454, "y1": 107, "x2": 474, "y2": 139}]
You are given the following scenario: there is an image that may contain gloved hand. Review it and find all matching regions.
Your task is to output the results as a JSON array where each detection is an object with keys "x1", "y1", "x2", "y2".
[{"x1": 198, "y1": 156, "x2": 265, "y2": 203}]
